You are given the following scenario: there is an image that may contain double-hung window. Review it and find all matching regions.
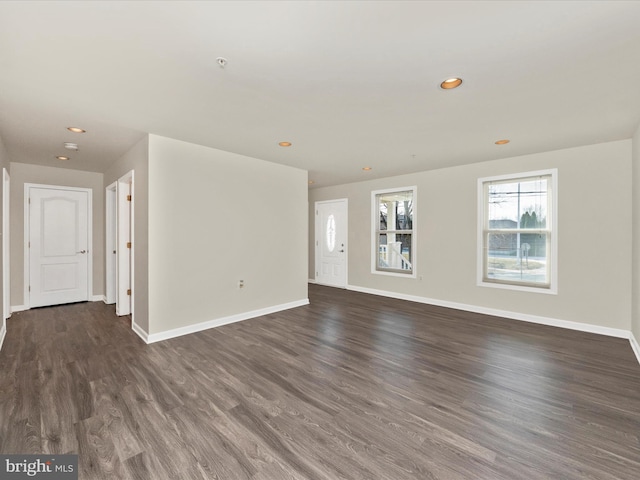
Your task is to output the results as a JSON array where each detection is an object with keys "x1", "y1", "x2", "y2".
[
  {"x1": 372, "y1": 187, "x2": 416, "y2": 276},
  {"x1": 479, "y1": 170, "x2": 557, "y2": 293}
]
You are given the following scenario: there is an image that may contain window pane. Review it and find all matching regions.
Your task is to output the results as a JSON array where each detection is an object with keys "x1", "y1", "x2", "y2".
[
  {"x1": 486, "y1": 232, "x2": 549, "y2": 285},
  {"x1": 397, "y1": 233, "x2": 413, "y2": 269},
  {"x1": 377, "y1": 190, "x2": 413, "y2": 232},
  {"x1": 378, "y1": 202, "x2": 388, "y2": 231},
  {"x1": 377, "y1": 233, "x2": 387, "y2": 268},
  {"x1": 378, "y1": 233, "x2": 412, "y2": 272},
  {"x1": 520, "y1": 232, "x2": 546, "y2": 258},
  {"x1": 488, "y1": 177, "x2": 548, "y2": 228}
]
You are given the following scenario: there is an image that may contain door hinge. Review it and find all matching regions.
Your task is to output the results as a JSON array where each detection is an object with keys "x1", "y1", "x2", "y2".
[
  {"x1": 127, "y1": 289, "x2": 131, "y2": 296},
  {"x1": 28, "y1": 198, "x2": 31, "y2": 204},
  {"x1": 316, "y1": 210, "x2": 318, "y2": 215},
  {"x1": 28, "y1": 285, "x2": 31, "y2": 292},
  {"x1": 126, "y1": 242, "x2": 131, "y2": 249},
  {"x1": 127, "y1": 195, "x2": 132, "y2": 201},
  {"x1": 28, "y1": 241, "x2": 30, "y2": 248}
]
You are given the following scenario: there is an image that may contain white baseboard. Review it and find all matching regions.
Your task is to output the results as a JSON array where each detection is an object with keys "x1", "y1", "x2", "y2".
[
  {"x1": 347, "y1": 285, "x2": 630, "y2": 339},
  {"x1": 0, "y1": 322, "x2": 6, "y2": 352},
  {"x1": 308, "y1": 278, "x2": 317, "y2": 284},
  {"x1": 132, "y1": 321, "x2": 149, "y2": 343},
  {"x1": 11, "y1": 295, "x2": 107, "y2": 313},
  {"x1": 630, "y1": 332, "x2": 640, "y2": 366},
  {"x1": 145, "y1": 298, "x2": 310, "y2": 344},
  {"x1": 12, "y1": 296, "x2": 105, "y2": 311}
]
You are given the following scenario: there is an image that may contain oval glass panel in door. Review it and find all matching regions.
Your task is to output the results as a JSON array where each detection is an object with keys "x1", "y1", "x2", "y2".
[{"x1": 326, "y1": 214, "x2": 336, "y2": 252}]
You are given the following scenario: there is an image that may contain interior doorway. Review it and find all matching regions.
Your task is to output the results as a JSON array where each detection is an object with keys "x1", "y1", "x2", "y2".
[{"x1": 315, "y1": 199, "x2": 348, "y2": 288}]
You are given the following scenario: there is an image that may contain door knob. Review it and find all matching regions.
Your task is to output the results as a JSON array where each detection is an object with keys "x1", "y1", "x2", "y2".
[{"x1": 77, "y1": 250, "x2": 86, "y2": 254}]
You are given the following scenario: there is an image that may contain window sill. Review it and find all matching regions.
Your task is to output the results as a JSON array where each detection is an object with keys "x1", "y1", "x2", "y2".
[
  {"x1": 372, "y1": 269, "x2": 417, "y2": 279},
  {"x1": 478, "y1": 280, "x2": 557, "y2": 295}
]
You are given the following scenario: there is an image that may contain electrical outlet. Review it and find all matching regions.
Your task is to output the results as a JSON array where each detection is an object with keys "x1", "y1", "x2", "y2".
[{"x1": 238, "y1": 280, "x2": 244, "y2": 289}]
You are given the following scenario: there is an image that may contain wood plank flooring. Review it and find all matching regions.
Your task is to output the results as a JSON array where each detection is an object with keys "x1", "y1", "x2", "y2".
[{"x1": 1, "y1": 284, "x2": 639, "y2": 479}]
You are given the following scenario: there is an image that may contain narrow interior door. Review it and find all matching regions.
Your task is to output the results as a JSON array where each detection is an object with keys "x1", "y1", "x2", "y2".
[{"x1": 29, "y1": 187, "x2": 89, "y2": 308}]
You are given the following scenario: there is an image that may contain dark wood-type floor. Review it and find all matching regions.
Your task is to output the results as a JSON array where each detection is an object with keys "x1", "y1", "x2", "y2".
[{"x1": 1, "y1": 285, "x2": 640, "y2": 479}]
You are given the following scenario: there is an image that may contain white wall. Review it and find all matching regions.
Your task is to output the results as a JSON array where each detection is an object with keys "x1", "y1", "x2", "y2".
[
  {"x1": 310, "y1": 140, "x2": 632, "y2": 332},
  {"x1": 10, "y1": 162, "x2": 104, "y2": 309},
  {"x1": 147, "y1": 135, "x2": 308, "y2": 336},
  {"x1": 104, "y1": 136, "x2": 149, "y2": 334}
]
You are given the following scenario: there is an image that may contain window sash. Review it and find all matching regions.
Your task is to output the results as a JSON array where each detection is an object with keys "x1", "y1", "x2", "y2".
[
  {"x1": 482, "y1": 231, "x2": 551, "y2": 288},
  {"x1": 484, "y1": 174, "x2": 552, "y2": 231},
  {"x1": 376, "y1": 233, "x2": 413, "y2": 273}
]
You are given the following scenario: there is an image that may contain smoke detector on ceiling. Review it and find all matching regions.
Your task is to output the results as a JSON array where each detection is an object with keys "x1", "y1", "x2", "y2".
[
  {"x1": 216, "y1": 57, "x2": 228, "y2": 68},
  {"x1": 64, "y1": 142, "x2": 79, "y2": 151}
]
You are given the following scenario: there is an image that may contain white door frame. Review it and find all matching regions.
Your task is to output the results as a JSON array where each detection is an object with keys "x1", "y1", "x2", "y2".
[
  {"x1": 116, "y1": 171, "x2": 134, "y2": 319},
  {"x1": 105, "y1": 181, "x2": 117, "y2": 305},
  {"x1": 315, "y1": 198, "x2": 348, "y2": 287},
  {"x1": 2, "y1": 168, "x2": 9, "y2": 321},
  {"x1": 23, "y1": 183, "x2": 93, "y2": 309}
]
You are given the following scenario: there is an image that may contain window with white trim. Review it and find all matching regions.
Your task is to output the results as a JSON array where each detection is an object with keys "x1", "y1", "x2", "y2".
[
  {"x1": 372, "y1": 187, "x2": 416, "y2": 276},
  {"x1": 479, "y1": 170, "x2": 557, "y2": 292}
]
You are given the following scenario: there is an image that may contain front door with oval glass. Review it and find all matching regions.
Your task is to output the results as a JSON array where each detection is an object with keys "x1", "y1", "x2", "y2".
[{"x1": 315, "y1": 199, "x2": 347, "y2": 287}]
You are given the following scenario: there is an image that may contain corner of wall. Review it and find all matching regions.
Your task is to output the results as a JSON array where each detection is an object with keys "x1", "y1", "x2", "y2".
[
  {"x1": 630, "y1": 331, "x2": 640, "y2": 366},
  {"x1": 132, "y1": 321, "x2": 149, "y2": 344},
  {"x1": 0, "y1": 321, "x2": 6, "y2": 352},
  {"x1": 146, "y1": 298, "x2": 309, "y2": 344},
  {"x1": 146, "y1": 135, "x2": 307, "y2": 336}
]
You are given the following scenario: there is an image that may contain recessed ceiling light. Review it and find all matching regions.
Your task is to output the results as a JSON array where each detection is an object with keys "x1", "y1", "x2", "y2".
[
  {"x1": 56, "y1": 155, "x2": 70, "y2": 161},
  {"x1": 308, "y1": 180, "x2": 314, "y2": 185},
  {"x1": 67, "y1": 127, "x2": 86, "y2": 133},
  {"x1": 279, "y1": 141, "x2": 292, "y2": 147},
  {"x1": 440, "y1": 78, "x2": 463, "y2": 89},
  {"x1": 495, "y1": 139, "x2": 510, "y2": 145},
  {"x1": 362, "y1": 166, "x2": 372, "y2": 171}
]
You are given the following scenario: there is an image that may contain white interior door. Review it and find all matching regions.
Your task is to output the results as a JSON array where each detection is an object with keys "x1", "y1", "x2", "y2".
[
  {"x1": 116, "y1": 173, "x2": 132, "y2": 316},
  {"x1": 28, "y1": 186, "x2": 90, "y2": 308},
  {"x1": 315, "y1": 199, "x2": 348, "y2": 287},
  {"x1": 105, "y1": 182, "x2": 117, "y2": 305}
]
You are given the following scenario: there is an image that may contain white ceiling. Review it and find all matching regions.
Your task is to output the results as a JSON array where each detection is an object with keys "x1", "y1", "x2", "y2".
[{"x1": 1, "y1": 1, "x2": 639, "y2": 187}]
